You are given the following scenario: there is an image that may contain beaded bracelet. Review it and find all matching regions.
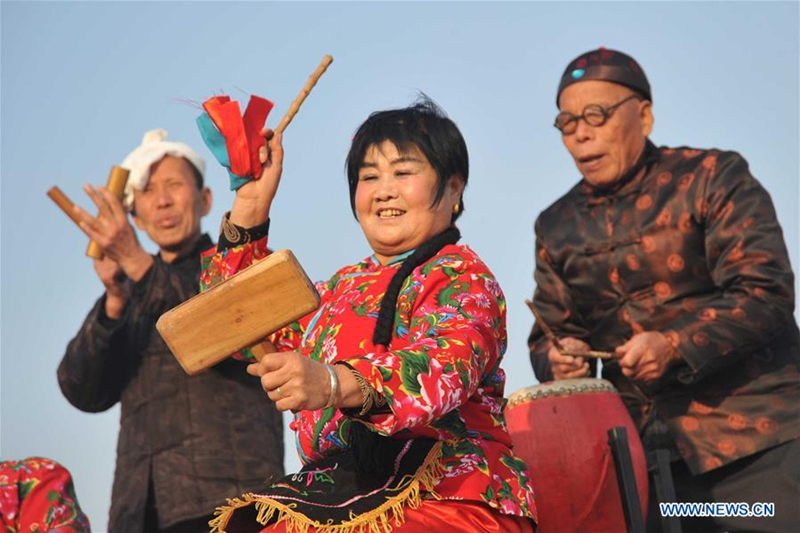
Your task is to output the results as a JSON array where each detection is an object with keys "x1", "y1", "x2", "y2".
[{"x1": 351, "y1": 370, "x2": 387, "y2": 416}]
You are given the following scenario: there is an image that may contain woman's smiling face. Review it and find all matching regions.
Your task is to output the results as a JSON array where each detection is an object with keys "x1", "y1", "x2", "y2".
[{"x1": 355, "y1": 141, "x2": 462, "y2": 264}]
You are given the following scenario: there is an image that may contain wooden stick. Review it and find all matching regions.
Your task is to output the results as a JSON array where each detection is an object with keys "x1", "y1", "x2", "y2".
[
  {"x1": 85, "y1": 166, "x2": 130, "y2": 259},
  {"x1": 274, "y1": 55, "x2": 333, "y2": 135},
  {"x1": 525, "y1": 299, "x2": 566, "y2": 351},
  {"x1": 249, "y1": 340, "x2": 277, "y2": 362},
  {"x1": 561, "y1": 350, "x2": 615, "y2": 360},
  {"x1": 47, "y1": 186, "x2": 83, "y2": 227},
  {"x1": 524, "y1": 299, "x2": 614, "y2": 360}
]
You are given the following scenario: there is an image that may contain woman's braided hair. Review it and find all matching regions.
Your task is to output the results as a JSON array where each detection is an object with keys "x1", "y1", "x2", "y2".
[
  {"x1": 344, "y1": 96, "x2": 468, "y2": 476},
  {"x1": 350, "y1": 226, "x2": 461, "y2": 476},
  {"x1": 371, "y1": 227, "x2": 461, "y2": 347}
]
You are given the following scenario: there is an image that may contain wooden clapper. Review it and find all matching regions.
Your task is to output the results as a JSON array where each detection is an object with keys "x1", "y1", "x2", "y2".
[{"x1": 157, "y1": 250, "x2": 320, "y2": 375}]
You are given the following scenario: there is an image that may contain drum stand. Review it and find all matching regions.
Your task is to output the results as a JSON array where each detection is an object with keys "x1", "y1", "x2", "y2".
[
  {"x1": 608, "y1": 428, "x2": 683, "y2": 533},
  {"x1": 608, "y1": 427, "x2": 646, "y2": 532},
  {"x1": 647, "y1": 449, "x2": 682, "y2": 533}
]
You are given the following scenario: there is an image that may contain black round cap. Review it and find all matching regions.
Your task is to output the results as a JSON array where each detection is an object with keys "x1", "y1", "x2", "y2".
[{"x1": 557, "y1": 47, "x2": 651, "y2": 106}]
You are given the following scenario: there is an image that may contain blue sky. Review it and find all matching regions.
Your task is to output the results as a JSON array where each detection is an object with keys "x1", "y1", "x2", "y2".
[{"x1": 2, "y1": 1, "x2": 797, "y2": 530}]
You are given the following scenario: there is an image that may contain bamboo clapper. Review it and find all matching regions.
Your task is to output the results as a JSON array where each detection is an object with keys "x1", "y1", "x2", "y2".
[
  {"x1": 47, "y1": 165, "x2": 130, "y2": 260},
  {"x1": 86, "y1": 166, "x2": 129, "y2": 259},
  {"x1": 157, "y1": 249, "x2": 320, "y2": 375}
]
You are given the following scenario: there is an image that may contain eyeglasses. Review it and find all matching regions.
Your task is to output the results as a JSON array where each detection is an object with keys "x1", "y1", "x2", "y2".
[{"x1": 554, "y1": 94, "x2": 642, "y2": 135}]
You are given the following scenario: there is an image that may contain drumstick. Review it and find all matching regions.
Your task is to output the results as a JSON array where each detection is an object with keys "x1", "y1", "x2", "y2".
[
  {"x1": 525, "y1": 299, "x2": 615, "y2": 360},
  {"x1": 47, "y1": 186, "x2": 84, "y2": 227},
  {"x1": 525, "y1": 299, "x2": 565, "y2": 351},
  {"x1": 560, "y1": 350, "x2": 615, "y2": 361},
  {"x1": 274, "y1": 55, "x2": 333, "y2": 135}
]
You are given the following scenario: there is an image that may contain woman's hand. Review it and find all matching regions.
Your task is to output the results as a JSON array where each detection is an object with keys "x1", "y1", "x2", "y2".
[
  {"x1": 246, "y1": 351, "x2": 332, "y2": 412},
  {"x1": 230, "y1": 129, "x2": 283, "y2": 228}
]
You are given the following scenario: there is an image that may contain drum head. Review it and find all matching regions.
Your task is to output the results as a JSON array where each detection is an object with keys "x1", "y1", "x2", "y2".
[{"x1": 507, "y1": 378, "x2": 617, "y2": 407}]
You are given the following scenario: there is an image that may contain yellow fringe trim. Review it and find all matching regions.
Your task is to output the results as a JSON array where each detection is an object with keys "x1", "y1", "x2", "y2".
[{"x1": 209, "y1": 441, "x2": 445, "y2": 533}]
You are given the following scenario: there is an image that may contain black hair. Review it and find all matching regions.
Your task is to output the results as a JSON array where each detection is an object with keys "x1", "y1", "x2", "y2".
[
  {"x1": 345, "y1": 96, "x2": 468, "y2": 222},
  {"x1": 350, "y1": 226, "x2": 461, "y2": 477}
]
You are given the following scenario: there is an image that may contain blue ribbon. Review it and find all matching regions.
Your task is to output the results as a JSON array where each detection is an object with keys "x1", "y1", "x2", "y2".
[{"x1": 196, "y1": 112, "x2": 251, "y2": 191}]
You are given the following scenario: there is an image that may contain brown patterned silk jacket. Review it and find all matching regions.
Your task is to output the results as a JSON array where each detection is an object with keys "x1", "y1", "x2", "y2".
[{"x1": 529, "y1": 142, "x2": 800, "y2": 475}]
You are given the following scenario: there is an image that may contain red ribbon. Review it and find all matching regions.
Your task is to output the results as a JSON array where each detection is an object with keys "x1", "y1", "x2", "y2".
[{"x1": 202, "y1": 95, "x2": 274, "y2": 179}]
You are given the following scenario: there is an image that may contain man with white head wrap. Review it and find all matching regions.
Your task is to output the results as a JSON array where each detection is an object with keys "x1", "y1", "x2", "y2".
[{"x1": 57, "y1": 130, "x2": 284, "y2": 532}]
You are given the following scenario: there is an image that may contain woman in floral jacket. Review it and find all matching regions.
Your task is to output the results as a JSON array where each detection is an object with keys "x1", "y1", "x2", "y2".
[
  {"x1": 0, "y1": 458, "x2": 90, "y2": 532},
  {"x1": 204, "y1": 99, "x2": 536, "y2": 532}
]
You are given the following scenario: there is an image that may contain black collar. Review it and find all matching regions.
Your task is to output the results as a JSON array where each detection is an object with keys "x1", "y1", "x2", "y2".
[{"x1": 159, "y1": 233, "x2": 213, "y2": 266}]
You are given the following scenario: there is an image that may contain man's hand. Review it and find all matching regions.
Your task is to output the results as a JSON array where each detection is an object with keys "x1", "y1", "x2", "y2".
[
  {"x1": 75, "y1": 185, "x2": 153, "y2": 281},
  {"x1": 615, "y1": 331, "x2": 680, "y2": 383},
  {"x1": 93, "y1": 256, "x2": 129, "y2": 319},
  {"x1": 548, "y1": 337, "x2": 592, "y2": 380},
  {"x1": 246, "y1": 351, "x2": 331, "y2": 412},
  {"x1": 230, "y1": 129, "x2": 284, "y2": 228}
]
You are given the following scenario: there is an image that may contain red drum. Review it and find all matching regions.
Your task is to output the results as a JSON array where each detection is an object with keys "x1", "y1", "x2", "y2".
[{"x1": 506, "y1": 379, "x2": 648, "y2": 533}]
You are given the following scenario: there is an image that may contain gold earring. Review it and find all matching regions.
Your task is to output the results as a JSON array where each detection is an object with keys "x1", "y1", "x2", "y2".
[{"x1": 453, "y1": 203, "x2": 460, "y2": 215}]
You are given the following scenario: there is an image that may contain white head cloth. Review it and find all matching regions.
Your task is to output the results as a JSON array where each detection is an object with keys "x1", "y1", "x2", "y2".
[{"x1": 121, "y1": 129, "x2": 206, "y2": 210}]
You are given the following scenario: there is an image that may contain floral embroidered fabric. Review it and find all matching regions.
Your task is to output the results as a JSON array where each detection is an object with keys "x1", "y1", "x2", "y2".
[
  {"x1": 0, "y1": 457, "x2": 90, "y2": 532},
  {"x1": 211, "y1": 439, "x2": 442, "y2": 532},
  {"x1": 200, "y1": 239, "x2": 537, "y2": 523}
]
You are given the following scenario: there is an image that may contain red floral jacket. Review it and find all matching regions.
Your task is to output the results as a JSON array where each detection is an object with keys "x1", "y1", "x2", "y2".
[
  {"x1": 201, "y1": 238, "x2": 537, "y2": 522},
  {"x1": 0, "y1": 458, "x2": 90, "y2": 532}
]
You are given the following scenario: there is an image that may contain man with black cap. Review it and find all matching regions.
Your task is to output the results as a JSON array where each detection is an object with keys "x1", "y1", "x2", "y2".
[{"x1": 528, "y1": 47, "x2": 799, "y2": 531}]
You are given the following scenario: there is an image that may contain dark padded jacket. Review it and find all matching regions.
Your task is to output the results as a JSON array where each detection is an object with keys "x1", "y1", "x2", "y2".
[{"x1": 58, "y1": 234, "x2": 284, "y2": 532}]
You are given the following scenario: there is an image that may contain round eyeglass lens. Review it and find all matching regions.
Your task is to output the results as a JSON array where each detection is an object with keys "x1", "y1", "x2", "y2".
[
  {"x1": 583, "y1": 105, "x2": 608, "y2": 127},
  {"x1": 555, "y1": 113, "x2": 575, "y2": 133}
]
